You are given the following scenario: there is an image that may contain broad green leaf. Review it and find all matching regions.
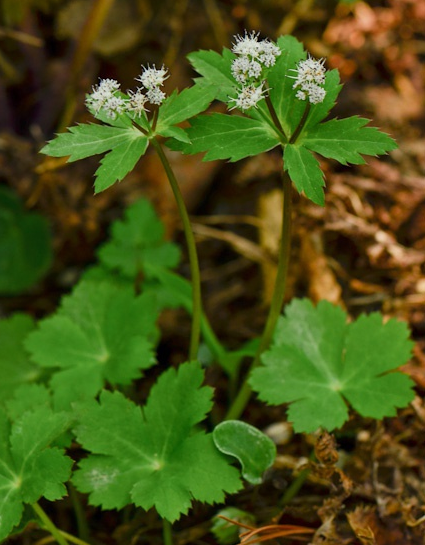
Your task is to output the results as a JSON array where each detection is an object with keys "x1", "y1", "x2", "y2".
[
  {"x1": 250, "y1": 299, "x2": 415, "y2": 433},
  {"x1": 187, "y1": 48, "x2": 236, "y2": 102},
  {"x1": 5, "y1": 384, "x2": 51, "y2": 421},
  {"x1": 0, "y1": 314, "x2": 42, "y2": 400},
  {"x1": 0, "y1": 407, "x2": 72, "y2": 541},
  {"x1": 25, "y1": 280, "x2": 158, "y2": 409},
  {"x1": 213, "y1": 421, "x2": 276, "y2": 484},
  {"x1": 299, "y1": 117, "x2": 397, "y2": 165},
  {"x1": 0, "y1": 187, "x2": 52, "y2": 294},
  {"x1": 168, "y1": 113, "x2": 280, "y2": 161},
  {"x1": 41, "y1": 124, "x2": 141, "y2": 162},
  {"x1": 94, "y1": 135, "x2": 149, "y2": 192},
  {"x1": 284, "y1": 145, "x2": 325, "y2": 205},
  {"x1": 97, "y1": 198, "x2": 180, "y2": 278},
  {"x1": 73, "y1": 362, "x2": 241, "y2": 521},
  {"x1": 267, "y1": 35, "x2": 306, "y2": 137},
  {"x1": 156, "y1": 84, "x2": 217, "y2": 133}
]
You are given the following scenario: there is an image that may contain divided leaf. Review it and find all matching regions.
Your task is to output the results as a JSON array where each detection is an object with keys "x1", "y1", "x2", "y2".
[
  {"x1": 25, "y1": 280, "x2": 158, "y2": 409},
  {"x1": 299, "y1": 117, "x2": 397, "y2": 164},
  {"x1": 187, "y1": 48, "x2": 236, "y2": 102},
  {"x1": 73, "y1": 362, "x2": 241, "y2": 521},
  {"x1": 97, "y1": 198, "x2": 181, "y2": 278},
  {"x1": 284, "y1": 145, "x2": 325, "y2": 206},
  {"x1": 0, "y1": 314, "x2": 42, "y2": 401},
  {"x1": 41, "y1": 124, "x2": 149, "y2": 193},
  {"x1": 250, "y1": 299, "x2": 415, "y2": 433},
  {"x1": 168, "y1": 113, "x2": 280, "y2": 161},
  {"x1": 0, "y1": 407, "x2": 72, "y2": 541}
]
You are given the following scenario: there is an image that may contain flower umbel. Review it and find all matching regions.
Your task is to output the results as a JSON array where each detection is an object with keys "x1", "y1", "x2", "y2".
[
  {"x1": 229, "y1": 83, "x2": 268, "y2": 111},
  {"x1": 86, "y1": 78, "x2": 121, "y2": 115},
  {"x1": 127, "y1": 88, "x2": 149, "y2": 117},
  {"x1": 289, "y1": 55, "x2": 327, "y2": 104},
  {"x1": 135, "y1": 64, "x2": 169, "y2": 106}
]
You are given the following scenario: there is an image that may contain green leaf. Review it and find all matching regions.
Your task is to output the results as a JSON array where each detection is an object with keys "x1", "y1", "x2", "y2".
[
  {"x1": 284, "y1": 145, "x2": 325, "y2": 205},
  {"x1": 40, "y1": 124, "x2": 142, "y2": 162},
  {"x1": 300, "y1": 117, "x2": 397, "y2": 165},
  {"x1": 156, "y1": 84, "x2": 217, "y2": 134},
  {"x1": 0, "y1": 314, "x2": 42, "y2": 401},
  {"x1": 213, "y1": 421, "x2": 276, "y2": 484},
  {"x1": 187, "y1": 48, "x2": 236, "y2": 102},
  {"x1": 73, "y1": 362, "x2": 241, "y2": 521},
  {"x1": 168, "y1": 113, "x2": 280, "y2": 161},
  {"x1": 0, "y1": 407, "x2": 72, "y2": 541},
  {"x1": 5, "y1": 384, "x2": 51, "y2": 422},
  {"x1": 250, "y1": 299, "x2": 415, "y2": 433},
  {"x1": 267, "y1": 35, "x2": 306, "y2": 138},
  {"x1": 25, "y1": 280, "x2": 158, "y2": 409},
  {"x1": 94, "y1": 136, "x2": 149, "y2": 192},
  {"x1": 97, "y1": 198, "x2": 181, "y2": 278},
  {"x1": 0, "y1": 187, "x2": 52, "y2": 294}
]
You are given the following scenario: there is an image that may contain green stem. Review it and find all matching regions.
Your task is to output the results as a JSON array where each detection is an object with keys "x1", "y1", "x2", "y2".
[
  {"x1": 290, "y1": 102, "x2": 311, "y2": 144},
  {"x1": 58, "y1": 530, "x2": 93, "y2": 545},
  {"x1": 163, "y1": 519, "x2": 173, "y2": 545},
  {"x1": 150, "y1": 138, "x2": 202, "y2": 361},
  {"x1": 225, "y1": 168, "x2": 292, "y2": 420},
  {"x1": 68, "y1": 483, "x2": 90, "y2": 542},
  {"x1": 32, "y1": 502, "x2": 69, "y2": 545},
  {"x1": 265, "y1": 91, "x2": 286, "y2": 140}
]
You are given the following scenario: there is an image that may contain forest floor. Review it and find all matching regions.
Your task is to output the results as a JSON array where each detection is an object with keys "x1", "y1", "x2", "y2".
[{"x1": 1, "y1": 0, "x2": 425, "y2": 544}]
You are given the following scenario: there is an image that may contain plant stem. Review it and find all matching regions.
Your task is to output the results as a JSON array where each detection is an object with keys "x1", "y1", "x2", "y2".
[
  {"x1": 163, "y1": 519, "x2": 173, "y2": 545},
  {"x1": 32, "y1": 502, "x2": 69, "y2": 545},
  {"x1": 290, "y1": 102, "x2": 311, "y2": 144},
  {"x1": 150, "y1": 138, "x2": 202, "y2": 361},
  {"x1": 265, "y1": 92, "x2": 286, "y2": 140},
  {"x1": 225, "y1": 168, "x2": 292, "y2": 420},
  {"x1": 68, "y1": 483, "x2": 90, "y2": 542}
]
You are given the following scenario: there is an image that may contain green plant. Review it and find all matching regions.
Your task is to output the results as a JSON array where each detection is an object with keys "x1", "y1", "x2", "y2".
[{"x1": 0, "y1": 31, "x2": 415, "y2": 545}]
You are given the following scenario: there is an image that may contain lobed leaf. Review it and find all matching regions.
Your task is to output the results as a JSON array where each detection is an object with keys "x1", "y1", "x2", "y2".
[
  {"x1": 73, "y1": 362, "x2": 241, "y2": 521},
  {"x1": 168, "y1": 113, "x2": 280, "y2": 161},
  {"x1": 299, "y1": 117, "x2": 397, "y2": 165},
  {"x1": 25, "y1": 280, "x2": 158, "y2": 409},
  {"x1": 187, "y1": 48, "x2": 236, "y2": 102},
  {"x1": 0, "y1": 314, "x2": 42, "y2": 401},
  {"x1": 250, "y1": 299, "x2": 415, "y2": 433},
  {"x1": 0, "y1": 407, "x2": 72, "y2": 541},
  {"x1": 284, "y1": 145, "x2": 325, "y2": 205}
]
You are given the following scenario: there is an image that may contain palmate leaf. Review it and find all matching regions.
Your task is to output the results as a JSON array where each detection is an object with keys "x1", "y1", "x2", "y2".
[
  {"x1": 0, "y1": 407, "x2": 72, "y2": 541},
  {"x1": 284, "y1": 145, "x2": 325, "y2": 206},
  {"x1": 73, "y1": 362, "x2": 241, "y2": 521},
  {"x1": 24, "y1": 280, "x2": 158, "y2": 410},
  {"x1": 97, "y1": 198, "x2": 181, "y2": 278},
  {"x1": 250, "y1": 299, "x2": 415, "y2": 433},
  {"x1": 187, "y1": 48, "x2": 236, "y2": 102},
  {"x1": 0, "y1": 314, "x2": 42, "y2": 401},
  {"x1": 299, "y1": 117, "x2": 398, "y2": 164},
  {"x1": 168, "y1": 113, "x2": 280, "y2": 161}
]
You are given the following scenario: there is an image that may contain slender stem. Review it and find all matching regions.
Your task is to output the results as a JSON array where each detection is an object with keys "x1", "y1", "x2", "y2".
[
  {"x1": 150, "y1": 138, "x2": 202, "y2": 361},
  {"x1": 290, "y1": 102, "x2": 311, "y2": 144},
  {"x1": 265, "y1": 92, "x2": 286, "y2": 140},
  {"x1": 32, "y1": 502, "x2": 69, "y2": 545},
  {"x1": 163, "y1": 519, "x2": 173, "y2": 545},
  {"x1": 68, "y1": 483, "x2": 90, "y2": 542},
  {"x1": 58, "y1": 531, "x2": 93, "y2": 545},
  {"x1": 225, "y1": 168, "x2": 292, "y2": 420}
]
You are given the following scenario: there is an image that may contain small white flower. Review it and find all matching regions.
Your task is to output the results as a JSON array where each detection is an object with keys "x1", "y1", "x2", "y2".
[
  {"x1": 146, "y1": 87, "x2": 166, "y2": 105},
  {"x1": 86, "y1": 78, "x2": 121, "y2": 114},
  {"x1": 103, "y1": 95, "x2": 127, "y2": 119},
  {"x1": 136, "y1": 64, "x2": 169, "y2": 90},
  {"x1": 231, "y1": 56, "x2": 262, "y2": 83},
  {"x1": 127, "y1": 88, "x2": 148, "y2": 116},
  {"x1": 289, "y1": 54, "x2": 327, "y2": 104},
  {"x1": 232, "y1": 31, "x2": 261, "y2": 58},
  {"x1": 228, "y1": 82, "x2": 267, "y2": 111},
  {"x1": 258, "y1": 40, "x2": 281, "y2": 67}
]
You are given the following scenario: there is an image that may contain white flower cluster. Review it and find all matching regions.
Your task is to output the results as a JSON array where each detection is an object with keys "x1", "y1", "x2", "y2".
[
  {"x1": 288, "y1": 55, "x2": 327, "y2": 104},
  {"x1": 229, "y1": 31, "x2": 281, "y2": 111},
  {"x1": 85, "y1": 65, "x2": 169, "y2": 120},
  {"x1": 135, "y1": 64, "x2": 168, "y2": 105}
]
